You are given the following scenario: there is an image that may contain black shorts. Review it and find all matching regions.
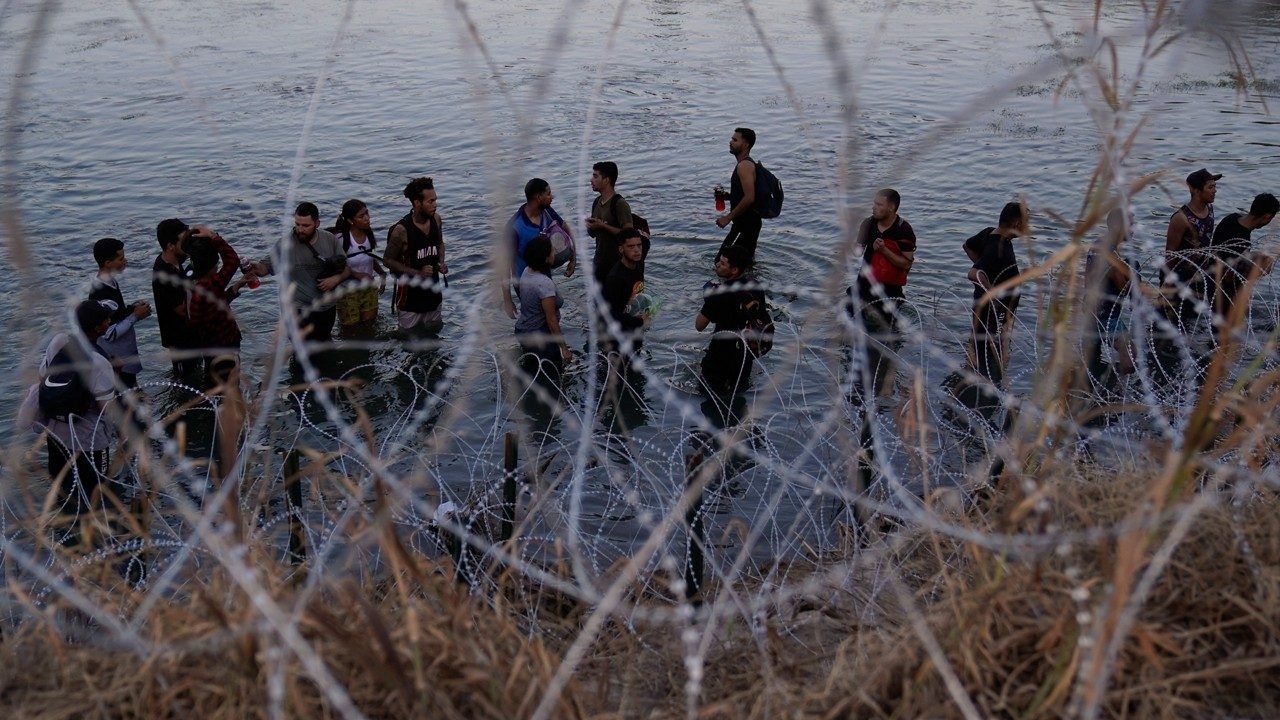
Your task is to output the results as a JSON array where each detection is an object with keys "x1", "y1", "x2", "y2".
[
  {"x1": 718, "y1": 215, "x2": 763, "y2": 262},
  {"x1": 301, "y1": 307, "x2": 338, "y2": 342}
]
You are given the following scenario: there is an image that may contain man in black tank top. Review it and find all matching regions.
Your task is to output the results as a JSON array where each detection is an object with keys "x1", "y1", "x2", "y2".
[
  {"x1": 1162, "y1": 168, "x2": 1220, "y2": 329},
  {"x1": 715, "y1": 127, "x2": 762, "y2": 264},
  {"x1": 385, "y1": 177, "x2": 447, "y2": 337}
]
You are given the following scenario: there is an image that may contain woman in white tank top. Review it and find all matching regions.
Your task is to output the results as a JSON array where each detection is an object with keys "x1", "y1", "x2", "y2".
[{"x1": 332, "y1": 199, "x2": 386, "y2": 330}]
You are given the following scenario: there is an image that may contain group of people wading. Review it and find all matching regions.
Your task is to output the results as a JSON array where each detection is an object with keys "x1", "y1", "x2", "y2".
[
  {"x1": 14, "y1": 122, "x2": 1278, "y2": 558},
  {"x1": 853, "y1": 169, "x2": 1276, "y2": 417}
]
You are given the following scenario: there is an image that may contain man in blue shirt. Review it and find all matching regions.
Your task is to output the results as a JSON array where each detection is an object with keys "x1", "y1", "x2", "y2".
[{"x1": 505, "y1": 177, "x2": 576, "y2": 317}]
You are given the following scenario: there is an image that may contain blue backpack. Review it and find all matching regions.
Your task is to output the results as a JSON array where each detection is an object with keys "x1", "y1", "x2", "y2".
[{"x1": 753, "y1": 161, "x2": 784, "y2": 219}]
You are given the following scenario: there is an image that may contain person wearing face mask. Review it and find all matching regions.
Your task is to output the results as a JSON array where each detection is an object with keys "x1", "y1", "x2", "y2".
[{"x1": 244, "y1": 201, "x2": 349, "y2": 342}]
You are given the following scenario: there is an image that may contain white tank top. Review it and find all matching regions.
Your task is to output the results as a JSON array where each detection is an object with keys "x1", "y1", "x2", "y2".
[{"x1": 346, "y1": 233, "x2": 375, "y2": 277}]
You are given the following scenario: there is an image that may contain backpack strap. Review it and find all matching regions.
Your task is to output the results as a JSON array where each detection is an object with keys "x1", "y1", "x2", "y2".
[{"x1": 303, "y1": 238, "x2": 325, "y2": 263}]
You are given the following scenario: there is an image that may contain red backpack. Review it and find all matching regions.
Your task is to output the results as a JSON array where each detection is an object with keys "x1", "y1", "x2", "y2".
[{"x1": 869, "y1": 238, "x2": 909, "y2": 286}]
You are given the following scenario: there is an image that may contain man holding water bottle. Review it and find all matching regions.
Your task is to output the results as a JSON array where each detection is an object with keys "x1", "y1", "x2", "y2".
[{"x1": 715, "y1": 127, "x2": 761, "y2": 264}]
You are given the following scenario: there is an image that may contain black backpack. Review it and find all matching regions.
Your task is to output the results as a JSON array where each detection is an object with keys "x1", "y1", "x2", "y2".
[
  {"x1": 610, "y1": 194, "x2": 652, "y2": 259},
  {"x1": 741, "y1": 289, "x2": 775, "y2": 357},
  {"x1": 38, "y1": 346, "x2": 96, "y2": 422},
  {"x1": 753, "y1": 161, "x2": 784, "y2": 219}
]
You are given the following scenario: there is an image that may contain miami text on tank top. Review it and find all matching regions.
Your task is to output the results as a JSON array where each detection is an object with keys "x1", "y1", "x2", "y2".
[
  {"x1": 1178, "y1": 204, "x2": 1215, "y2": 250},
  {"x1": 400, "y1": 212, "x2": 441, "y2": 270},
  {"x1": 397, "y1": 212, "x2": 443, "y2": 312}
]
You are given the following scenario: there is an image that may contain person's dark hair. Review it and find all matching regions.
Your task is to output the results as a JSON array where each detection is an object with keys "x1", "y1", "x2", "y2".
[
  {"x1": 156, "y1": 218, "x2": 189, "y2": 250},
  {"x1": 877, "y1": 188, "x2": 901, "y2": 211},
  {"x1": 183, "y1": 233, "x2": 219, "y2": 279},
  {"x1": 615, "y1": 227, "x2": 643, "y2": 246},
  {"x1": 593, "y1": 161, "x2": 618, "y2": 186},
  {"x1": 93, "y1": 237, "x2": 124, "y2": 267},
  {"x1": 1250, "y1": 193, "x2": 1279, "y2": 218},
  {"x1": 403, "y1": 177, "x2": 435, "y2": 204},
  {"x1": 524, "y1": 178, "x2": 550, "y2": 202},
  {"x1": 523, "y1": 235, "x2": 554, "y2": 275},
  {"x1": 734, "y1": 127, "x2": 756, "y2": 149},
  {"x1": 719, "y1": 245, "x2": 751, "y2": 273},
  {"x1": 295, "y1": 201, "x2": 319, "y2": 221},
  {"x1": 998, "y1": 201, "x2": 1026, "y2": 228},
  {"x1": 76, "y1": 299, "x2": 113, "y2": 337},
  {"x1": 333, "y1": 198, "x2": 374, "y2": 252}
]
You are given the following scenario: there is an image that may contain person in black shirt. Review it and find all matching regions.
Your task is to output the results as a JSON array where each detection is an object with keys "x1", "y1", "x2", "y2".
[
  {"x1": 599, "y1": 229, "x2": 649, "y2": 430},
  {"x1": 1207, "y1": 192, "x2": 1277, "y2": 334},
  {"x1": 696, "y1": 245, "x2": 762, "y2": 408},
  {"x1": 854, "y1": 189, "x2": 917, "y2": 308},
  {"x1": 714, "y1": 128, "x2": 762, "y2": 263},
  {"x1": 385, "y1": 177, "x2": 447, "y2": 337},
  {"x1": 153, "y1": 218, "x2": 198, "y2": 376},
  {"x1": 602, "y1": 229, "x2": 647, "y2": 348},
  {"x1": 847, "y1": 188, "x2": 916, "y2": 397},
  {"x1": 963, "y1": 201, "x2": 1028, "y2": 387}
]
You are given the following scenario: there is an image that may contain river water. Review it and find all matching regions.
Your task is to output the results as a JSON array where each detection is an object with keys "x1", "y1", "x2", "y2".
[{"x1": 1, "y1": 0, "x2": 1278, "y2": 564}]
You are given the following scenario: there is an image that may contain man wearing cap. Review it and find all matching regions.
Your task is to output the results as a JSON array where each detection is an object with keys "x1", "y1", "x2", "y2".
[{"x1": 1162, "y1": 167, "x2": 1221, "y2": 326}]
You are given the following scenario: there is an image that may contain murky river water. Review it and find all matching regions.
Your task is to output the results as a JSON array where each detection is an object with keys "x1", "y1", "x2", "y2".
[{"x1": 1, "y1": 0, "x2": 1277, "y2": 561}]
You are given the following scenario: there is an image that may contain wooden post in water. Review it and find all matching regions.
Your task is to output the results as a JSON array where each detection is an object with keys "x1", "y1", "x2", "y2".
[
  {"x1": 499, "y1": 432, "x2": 518, "y2": 544},
  {"x1": 851, "y1": 412, "x2": 875, "y2": 541},
  {"x1": 284, "y1": 450, "x2": 307, "y2": 565},
  {"x1": 683, "y1": 450, "x2": 706, "y2": 604}
]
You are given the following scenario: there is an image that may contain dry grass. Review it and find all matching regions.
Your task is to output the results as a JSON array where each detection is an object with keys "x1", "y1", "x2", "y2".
[
  {"x1": 0, "y1": 456, "x2": 1277, "y2": 719},
  {"x1": 0, "y1": 561, "x2": 586, "y2": 720},
  {"x1": 3, "y1": 2, "x2": 1279, "y2": 719}
]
